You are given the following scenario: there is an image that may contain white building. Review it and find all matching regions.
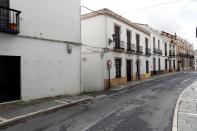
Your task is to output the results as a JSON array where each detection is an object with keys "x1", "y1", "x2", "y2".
[
  {"x1": 0, "y1": 0, "x2": 81, "y2": 102},
  {"x1": 195, "y1": 50, "x2": 197, "y2": 70},
  {"x1": 81, "y1": 9, "x2": 161, "y2": 92}
]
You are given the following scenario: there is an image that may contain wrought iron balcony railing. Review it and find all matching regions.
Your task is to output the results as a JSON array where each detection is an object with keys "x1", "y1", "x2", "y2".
[
  {"x1": 127, "y1": 43, "x2": 135, "y2": 52},
  {"x1": 136, "y1": 46, "x2": 143, "y2": 54},
  {"x1": 0, "y1": 6, "x2": 21, "y2": 34},
  {"x1": 145, "y1": 48, "x2": 151, "y2": 56},
  {"x1": 153, "y1": 48, "x2": 162, "y2": 55},
  {"x1": 169, "y1": 50, "x2": 175, "y2": 57},
  {"x1": 114, "y1": 40, "x2": 125, "y2": 51}
]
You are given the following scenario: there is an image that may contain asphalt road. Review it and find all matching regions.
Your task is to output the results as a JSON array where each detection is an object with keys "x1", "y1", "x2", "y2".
[{"x1": 1, "y1": 71, "x2": 197, "y2": 131}]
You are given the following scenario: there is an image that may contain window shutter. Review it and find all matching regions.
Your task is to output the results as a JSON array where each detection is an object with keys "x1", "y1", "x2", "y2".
[{"x1": 0, "y1": 0, "x2": 9, "y2": 8}]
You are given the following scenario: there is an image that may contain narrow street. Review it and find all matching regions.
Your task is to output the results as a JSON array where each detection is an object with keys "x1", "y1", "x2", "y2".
[{"x1": 1, "y1": 71, "x2": 197, "y2": 131}]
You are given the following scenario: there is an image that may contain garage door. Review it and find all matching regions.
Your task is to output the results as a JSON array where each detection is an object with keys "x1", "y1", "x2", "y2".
[{"x1": 0, "y1": 56, "x2": 20, "y2": 103}]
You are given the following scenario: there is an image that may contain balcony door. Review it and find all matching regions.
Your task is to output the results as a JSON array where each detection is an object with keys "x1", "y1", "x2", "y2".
[
  {"x1": 136, "y1": 60, "x2": 140, "y2": 80},
  {"x1": 127, "y1": 30, "x2": 131, "y2": 50},
  {"x1": 145, "y1": 38, "x2": 148, "y2": 49},
  {"x1": 114, "y1": 25, "x2": 120, "y2": 48},
  {"x1": 136, "y1": 34, "x2": 140, "y2": 47},
  {"x1": 0, "y1": 0, "x2": 10, "y2": 30}
]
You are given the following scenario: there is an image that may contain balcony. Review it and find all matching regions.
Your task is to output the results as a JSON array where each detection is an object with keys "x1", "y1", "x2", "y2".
[
  {"x1": 169, "y1": 50, "x2": 175, "y2": 57},
  {"x1": 178, "y1": 53, "x2": 186, "y2": 57},
  {"x1": 136, "y1": 46, "x2": 143, "y2": 54},
  {"x1": 0, "y1": 6, "x2": 21, "y2": 34},
  {"x1": 145, "y1": 48, "x2": 151, "y2": 56},
  {"x1": 153, "y1": 48, "x2": 162, "y2": 55},
  {"x1": 113, "y1": 40, "x2": 125, "y2": 52},
  {"x1": 127, "y1": 43, "x2": 135, "y2": 53}
]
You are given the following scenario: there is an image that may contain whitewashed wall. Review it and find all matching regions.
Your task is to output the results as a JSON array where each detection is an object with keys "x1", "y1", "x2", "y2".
[
  {"x1": 0, "y1": 34, "x2": 81, "y2": 100},
  {"x1": 82, "y1": 16, "x2": 107, "y2": 48},
  {"x1": 10, "y1": 0, "x2": 81, "y2": 43},
  {"x1": 81, "y1": 53, "x2": 104, "y2": 92}
]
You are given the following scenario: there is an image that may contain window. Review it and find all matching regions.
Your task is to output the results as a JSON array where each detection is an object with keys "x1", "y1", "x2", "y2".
[
  {"x1": 127, "y1": 30, "x2": 131, "y2": 49},
  {"x1": 158, "y1": 40, "x2": 160, "y2": 49},
  {"x1": 0, "y1": 0, "x2": 9, "y2": 8},
  {"x1": 153, "y1": 37, "x2": 156, "y2": 48},
  {"x1": 146, "y1": 61, "x2": 149, "y2": 73},
  {"x1": 145, "y1": 38, "x2": 148, "y2": 49},
  {"x1": 136, "y1": 34, "x2": 140, "y2": 47},
  {"x1": 114, "y1": 25, "x2": 121, "y2": 47},
  {"x1": 115, "y1": 58, "x2": 122, "y2": 78}
]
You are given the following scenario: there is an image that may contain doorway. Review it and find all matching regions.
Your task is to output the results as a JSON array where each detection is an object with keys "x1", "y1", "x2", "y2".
[
  {"x1": 153, "y1": 58, "x2": 156, "y2": 75},
  {"x1": 126, "y1": 60, "x2": 133, "y2": 81},
  {"x1": 0, "y1": 56, "x2": 21, "y2": 103},
  {"x1": 136, "y1": 60, "x2": 140, "y2": 80}
]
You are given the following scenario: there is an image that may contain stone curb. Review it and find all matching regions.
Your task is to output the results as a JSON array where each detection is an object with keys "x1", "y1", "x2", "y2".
[
  {"x1": 111, "y1": 72, "x2": 179, "y2": 91},
  {"x1": 0, "y1": 97, "x2": 93, "y2": 128},
  {"x1": 172, "y1": 83, "x2": 188, "y2": 131}
]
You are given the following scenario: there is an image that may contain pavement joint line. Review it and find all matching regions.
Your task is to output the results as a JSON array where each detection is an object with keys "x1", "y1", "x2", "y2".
[
  {"x1": 0, "y1": 100, "x2": 22, "y2": 106},
  {"x1": 0, "y1": 97, "x2": 93, "y2": 127},
  {"x1": 54, "y1": 100, "x2": 69, "y2": 104},
  {"x1": 178, "y1": 112, "x2": 197, "y2": 117},
  {"x1": 0, "y1": 117, "x2": 7, "y2": 122},
  {"x1": 81, "y1": 106, "x2": 122, "y2": 131}
]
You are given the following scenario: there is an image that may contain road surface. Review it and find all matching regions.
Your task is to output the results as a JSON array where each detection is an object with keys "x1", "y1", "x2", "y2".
[{"x1": 1, "y1": 71, "x2": 197, "y2": 131}]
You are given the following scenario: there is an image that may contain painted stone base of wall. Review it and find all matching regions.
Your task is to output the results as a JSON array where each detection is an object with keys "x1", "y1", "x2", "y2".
[
  {"x1": 140, "y1": 73, "x2": 151, "y2": 80},
  {"x1": 104, "y1": 77, "x2": 127, "y2": 90},
  {"x1": 104, "y1": 74, "x2": 151, "y2": 89}
]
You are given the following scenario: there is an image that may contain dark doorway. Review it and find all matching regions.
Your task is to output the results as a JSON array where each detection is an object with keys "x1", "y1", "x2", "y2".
[
  {"x1": 178, "y1": 61, "x2": 181, "y2": 71},
  {"x1": 169, "y1": 60, "x2": 172, "y2": 72},
  {"x1": 173, "y1": 60, "x2": 176, "y2": 70},
  {"x1": 0, "y1": 56, "x2": 21, "y2": 103},
  {"x1": 136, "y1": 60, "x2": 140, "y2": 80},
  {"x1": 165, "y1": 59, "x2": 168, "y2": 70},
  {"x1": 158, "y1": 58, "x2": 161, "y2": 71},
  {"x1": 153, "y1": 58, "x2": 156, "y2": 75},
  {"x1": 126, "y1": 60, "x2": 133, "y2": 81}
]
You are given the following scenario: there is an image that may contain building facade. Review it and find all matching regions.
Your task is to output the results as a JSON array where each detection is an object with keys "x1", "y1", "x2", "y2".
[
  {"x1": 82, "y1": 9, "x2": 164, "y2": 92},
  {"x1": 195, "y1": 49, "x2": 197, "y2": 70},
  {"x1": 81, "y1": 9, "x2": 195, "y2": 93},
  {"x1": 0, "y1": 0, "x2": 81, "y2": 102},
  {"x1": 161, "y1": 31, "x2": 194, "y2": 71}
]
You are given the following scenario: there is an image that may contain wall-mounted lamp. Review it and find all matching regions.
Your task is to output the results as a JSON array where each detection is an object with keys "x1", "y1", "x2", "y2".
[
  {"x1": 67, "y1": 44, "x2": 72, "y2": 54},
  {"x1": 108, "y1": 38, "x2": 113, "y2": 45},
  {"x1": 108, "y1": 34, "x2": 116, "y2": 45}
]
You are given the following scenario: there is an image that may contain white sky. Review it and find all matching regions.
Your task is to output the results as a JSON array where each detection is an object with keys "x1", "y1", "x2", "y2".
[{"x1": 81, "y1": 0, "x2": 197, "y2": 49}]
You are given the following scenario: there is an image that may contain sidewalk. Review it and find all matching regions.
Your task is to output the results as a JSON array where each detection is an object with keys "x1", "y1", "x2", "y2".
[
  {"x1": 174, "y1": 80, "x2": 197, "y2": 131},
  {"x1": 0, "y1": 95, "x2": 94, "y2": 126},
  {"x1": 111, "y1": 71, "x2": 179, "y2": 90}
]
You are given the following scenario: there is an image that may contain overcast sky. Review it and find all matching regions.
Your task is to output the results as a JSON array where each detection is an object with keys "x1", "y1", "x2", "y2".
[{"x1": 81, "y1": 0, "x2": 197, "y2": 49}]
